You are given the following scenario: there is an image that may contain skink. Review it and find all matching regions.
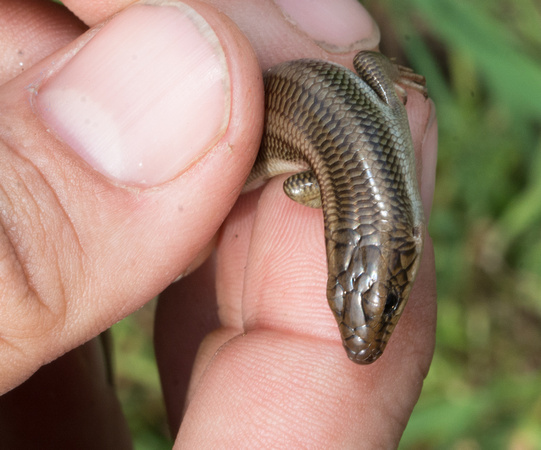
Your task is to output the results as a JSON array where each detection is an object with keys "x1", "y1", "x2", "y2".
[{"x1": 244, "y1": 51, "x2": 427, "y2": 364}]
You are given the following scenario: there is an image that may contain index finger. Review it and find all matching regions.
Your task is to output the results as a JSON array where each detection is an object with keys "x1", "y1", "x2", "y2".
[{"x1": 181, "y1": 173, "x2": 436, "y2": 446}]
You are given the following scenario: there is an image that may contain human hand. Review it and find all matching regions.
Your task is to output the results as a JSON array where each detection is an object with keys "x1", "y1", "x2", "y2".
[
  {"x1": 0, "y1": 0, "x2": 437, "y2": 448},
  {"x1": 157, "y1": 1, "x2": 437, "y2": 447}
]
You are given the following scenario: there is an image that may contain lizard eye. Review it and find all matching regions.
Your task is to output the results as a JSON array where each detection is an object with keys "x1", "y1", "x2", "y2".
[{"x1": 384, "y1": 292, "x2": 399, "y2": 317}]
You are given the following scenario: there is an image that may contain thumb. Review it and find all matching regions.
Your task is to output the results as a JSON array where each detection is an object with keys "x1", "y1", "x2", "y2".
[{"x1": 0, "y1": 0, "x2": 262, "y2": 393}]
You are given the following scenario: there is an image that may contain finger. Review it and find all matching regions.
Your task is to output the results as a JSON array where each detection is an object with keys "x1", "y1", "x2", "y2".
[
  {"x1": 180, "y1": 178, "x2": 436, "y2": 447},
  {"x1": 180, "y1": 122, "x2": 437, "y2": 446},
  {"x1": 0, "y1": 0, "x2": 263, "y2": 393},
  {"x1": 204, "y1": 0, "x2": 381, "y2": 70},
  {"x1": 0, "y1": 0, "x2": 87, "y2": 84},
  {"x1": 0, "y1": 335, "x2": 132, "y2": 448},
  {"x1": 417, "y1": 99, "x2": 438, "y2": 217},
  {"x1": 61, "y1": 0, "x2": 136, "y2": 27},
  {"x1": 0, "y1": 3, "x2": 131, "y2": 444},
  {"x1": 190, "y1": 110, "x2": 438, "y2": 445},
  {"x1": 155, "y1": 191, "x2": 259, "y2": 434}
]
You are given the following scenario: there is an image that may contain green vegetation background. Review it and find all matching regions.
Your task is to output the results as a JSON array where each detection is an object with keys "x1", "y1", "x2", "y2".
[{"x1": 112, "y1": 0, "x2": 541, "y2": 448}]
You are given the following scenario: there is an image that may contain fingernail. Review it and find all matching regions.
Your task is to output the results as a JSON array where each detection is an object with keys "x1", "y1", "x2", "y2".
[
  {"x1": 273, "y1": 0, "x2": 379, "y2": 52},
  {"x1": 35, "y1": 1, "x2": 230, "y2": 186}
]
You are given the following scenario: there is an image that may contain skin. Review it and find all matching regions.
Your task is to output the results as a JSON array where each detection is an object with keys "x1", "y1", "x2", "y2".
[{"x1": 0, "y1": 0, "x2": 437, "y2": 448}]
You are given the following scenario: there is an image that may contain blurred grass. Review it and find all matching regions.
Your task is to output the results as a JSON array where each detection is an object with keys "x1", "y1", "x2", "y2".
[
  {"x1": 112, "y1": 0, "x2": 541, "y2": 448},
  {"x1": 113, "y1": 299, "x2": 172, "y2": 449}
]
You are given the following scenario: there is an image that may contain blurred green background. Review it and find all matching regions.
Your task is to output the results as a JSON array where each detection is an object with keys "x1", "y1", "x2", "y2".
[{"x1": 112, "y1": 0, "x2": 541, "y2": 448}]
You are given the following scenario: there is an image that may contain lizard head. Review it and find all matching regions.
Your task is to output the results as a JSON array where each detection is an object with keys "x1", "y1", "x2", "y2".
[{"x1": 326, "y1": 227, "x2": 424, "y2": 364}]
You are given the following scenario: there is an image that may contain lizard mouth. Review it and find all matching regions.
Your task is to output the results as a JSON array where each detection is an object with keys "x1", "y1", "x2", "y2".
[
  {"x1": 346, "y1": 347, "x2": 383, "y2": 364},
  {"x1": 338, "y1": 321, "x2": 389, "y2": 364}
]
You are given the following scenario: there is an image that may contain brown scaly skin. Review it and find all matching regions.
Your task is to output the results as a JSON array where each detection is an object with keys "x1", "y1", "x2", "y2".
[{"x1": 244, "y1": 51, "x2": 427, "y2": 364}]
